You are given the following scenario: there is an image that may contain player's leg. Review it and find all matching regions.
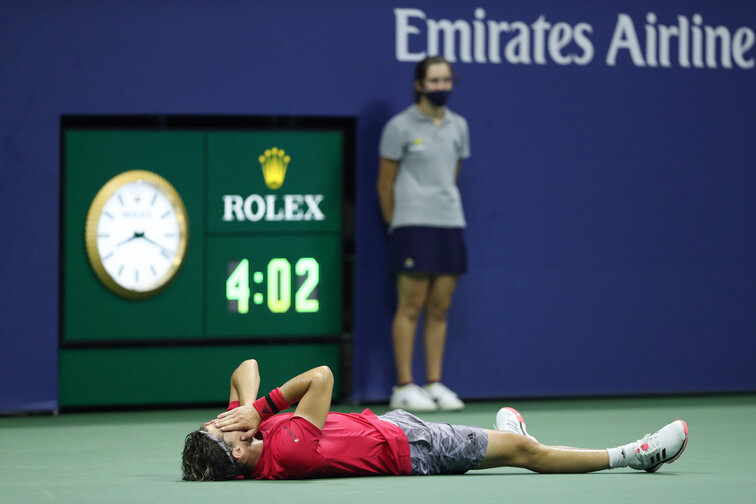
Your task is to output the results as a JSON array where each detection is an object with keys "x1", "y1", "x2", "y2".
[
  {"x1": 476, "y1": 430, "x2": 610, "y2": 472},
  {"x1": 390, "y1": 273, "x2": 436, "y2": 410},
  {"x1": 480, "y1": 407, "x2": 689, "y2": 473}
]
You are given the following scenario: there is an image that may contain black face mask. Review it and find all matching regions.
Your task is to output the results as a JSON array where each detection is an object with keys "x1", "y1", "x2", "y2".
[{"x1": 424, "y1": 90, "x2": 451, "y2": 107}]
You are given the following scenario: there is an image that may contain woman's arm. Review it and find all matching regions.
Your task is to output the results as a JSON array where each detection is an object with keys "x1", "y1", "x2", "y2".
[{"x1": 376, "y1": 158, "x2": 399, "y2": 225}]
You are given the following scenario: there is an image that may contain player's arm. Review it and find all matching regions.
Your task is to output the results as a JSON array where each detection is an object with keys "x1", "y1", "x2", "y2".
[
  {"x1": 281, "y1": 365, "x2": 333, "y2": 430},
  {"x1": 215, "y1": 365, "x2": 334, "y2": 435},
  {"x1": 205, "y1": 359, "x2": 262, "y2": 440},
  {"x1": 228, "y1": 359, "x2": 260, "y2": 406},
  {"x1": 377, "y1": 157, "x2": 399, "y2": 225},
  {"x1": 455, "y1": 161, "x2": 462, "y2": 181}
]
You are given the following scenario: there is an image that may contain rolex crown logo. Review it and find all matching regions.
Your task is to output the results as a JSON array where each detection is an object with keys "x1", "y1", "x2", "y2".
[{"x1": 258, "y1": 147, "x2": 290, "y2": 190}]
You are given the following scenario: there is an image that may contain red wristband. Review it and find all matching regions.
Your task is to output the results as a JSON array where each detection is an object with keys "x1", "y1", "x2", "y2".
[{"x1": 252, "y1": 387, "x2": 290, "y2": 421}]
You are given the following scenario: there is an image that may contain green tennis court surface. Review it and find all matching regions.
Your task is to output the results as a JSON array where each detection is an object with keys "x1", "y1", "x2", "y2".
[{"x1": 2, "y1": 395, "x2": 753, "y2": 503}]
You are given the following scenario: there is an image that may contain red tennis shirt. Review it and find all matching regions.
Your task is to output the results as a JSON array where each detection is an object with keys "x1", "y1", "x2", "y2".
[{"x1": 230, "y1": 403, "x2": 411, "y2": 479}]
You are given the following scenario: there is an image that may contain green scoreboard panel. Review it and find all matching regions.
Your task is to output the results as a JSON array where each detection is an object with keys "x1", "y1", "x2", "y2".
[
  {"x1": 60, "y1": 119, "x2": 351, "y2": 408},
  {"x1": 205, "y1": 132, "x2": 342, "y2": 337}
]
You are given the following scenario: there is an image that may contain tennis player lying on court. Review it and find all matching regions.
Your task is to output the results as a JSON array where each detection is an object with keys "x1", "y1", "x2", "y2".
[{"x1": 181, "y1": 360, "x2": 688, "y2": 480}]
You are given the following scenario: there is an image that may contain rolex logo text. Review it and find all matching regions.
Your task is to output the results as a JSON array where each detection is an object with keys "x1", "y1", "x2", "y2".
[
  {"x1": 222, "y1": 194, "x2": 325, "y2": 222},
  {"x1": 221, "y1": 146, "x2": 326, "y2": 222}
]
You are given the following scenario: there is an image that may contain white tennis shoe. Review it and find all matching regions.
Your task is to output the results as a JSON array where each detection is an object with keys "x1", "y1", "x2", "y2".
[
  {"x1": 424, "y1": 382, "x2": 465, "y2": 411},
  {"x1": 494, "y1": 407, "x2": 538, "y2": 442},
  {"x1": 390, "y1": 383, "x2": 438, "y2": 412},
  {"x1": 627, "y1": 420, "x2": 689, "y2": 472}
]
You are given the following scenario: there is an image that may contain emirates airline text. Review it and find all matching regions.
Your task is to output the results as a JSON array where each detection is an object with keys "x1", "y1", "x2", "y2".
[{"x1": 395, "y1": 8, "x2": 755, "y2": 69}]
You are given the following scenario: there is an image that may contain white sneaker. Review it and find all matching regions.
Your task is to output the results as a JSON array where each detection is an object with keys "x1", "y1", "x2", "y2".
[
  {"x1": 424, "y1": 382, "x2": 465, "y2": 411},
  {"x1": 628, "y1": 420, "x2": 689, "y2": 472},
  {"x1": 390, "y1": 383, "x2": 438, "y2": 412},
  {"x1": 494, "y1": 407, "x2": 538, "y2": 442}
]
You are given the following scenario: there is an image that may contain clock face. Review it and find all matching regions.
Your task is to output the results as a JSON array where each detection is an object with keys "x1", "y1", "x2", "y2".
[{"x1": 85, "y1": 171, "x2": 189, "y2": 299}]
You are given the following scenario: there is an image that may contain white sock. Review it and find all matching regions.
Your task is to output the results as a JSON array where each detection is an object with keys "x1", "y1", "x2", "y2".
[{"x1": 606, "y1": 443, "x2": 633, "y2": 469}]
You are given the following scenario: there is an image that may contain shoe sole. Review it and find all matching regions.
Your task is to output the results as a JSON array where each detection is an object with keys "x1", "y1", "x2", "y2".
[{"x1": 645, "y1": 420, "x2": 689, "y2": 473}]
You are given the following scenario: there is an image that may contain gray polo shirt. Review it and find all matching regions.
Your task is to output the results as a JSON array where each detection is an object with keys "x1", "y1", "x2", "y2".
[{"x1": 379, "y1": 105, "x2": 470, "y2": 230}]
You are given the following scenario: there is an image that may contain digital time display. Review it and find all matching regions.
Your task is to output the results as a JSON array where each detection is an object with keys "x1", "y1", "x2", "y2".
[
  {"x1": 226, "y1": 257, "x2": 320, "y2": 314},
  {"x1": 206, "y1": 234, "x2": 341, "y2": 337}
]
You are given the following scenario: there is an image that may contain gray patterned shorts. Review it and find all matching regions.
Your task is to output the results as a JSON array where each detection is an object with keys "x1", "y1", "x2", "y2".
[{"x1": 379, "y1": 409, "x2": 489, "y2": 475}]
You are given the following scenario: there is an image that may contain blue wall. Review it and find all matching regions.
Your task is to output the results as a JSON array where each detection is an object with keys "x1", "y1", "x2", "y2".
[{"x1": 1, "y1": 1, "x2": 754, "y2": 411}]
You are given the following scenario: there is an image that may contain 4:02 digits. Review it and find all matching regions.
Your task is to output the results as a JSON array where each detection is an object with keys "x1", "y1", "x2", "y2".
[{"x1": 226, "y1": 258, "x2": 319, "y2": 314}]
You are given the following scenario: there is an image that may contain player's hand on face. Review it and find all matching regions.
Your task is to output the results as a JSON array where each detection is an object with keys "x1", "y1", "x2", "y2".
[{"x1": 214, "y1": 405, "x2": 262, "y2": 441}]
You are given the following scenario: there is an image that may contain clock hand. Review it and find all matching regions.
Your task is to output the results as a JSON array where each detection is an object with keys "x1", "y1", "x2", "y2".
[
  {"x1": 140, "y1": 233, "x2": 175, "y2": 256},
  {"x1": 116, "y1": 231, "x2": 145, "y2": 247}
]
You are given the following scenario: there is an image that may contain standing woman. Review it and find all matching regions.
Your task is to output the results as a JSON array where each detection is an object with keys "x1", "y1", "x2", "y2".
[{"x1": 377, "y1": 56, "x2": 470, "y2": 411}]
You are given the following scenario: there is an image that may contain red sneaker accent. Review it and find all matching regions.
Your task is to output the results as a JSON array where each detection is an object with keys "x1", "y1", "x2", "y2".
[
  {"x1": 679, "y1": 419, "x2": 689, "y2": 436},
  {"x1": 668, "y1": 420, "x2": 689, "y2": 465},
  {"x1": 503, "y1": 407, "x2": 525, "y2": 422}
]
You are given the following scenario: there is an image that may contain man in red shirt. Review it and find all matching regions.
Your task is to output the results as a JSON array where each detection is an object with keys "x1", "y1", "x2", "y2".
[{"x1": 181, "y1": 360, "x2": 688, "y2": 480}]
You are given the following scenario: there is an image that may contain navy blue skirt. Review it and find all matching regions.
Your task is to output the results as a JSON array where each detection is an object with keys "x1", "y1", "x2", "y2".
[{"x1": 387, "y1": 226, "x2": 467, "y2": 274}]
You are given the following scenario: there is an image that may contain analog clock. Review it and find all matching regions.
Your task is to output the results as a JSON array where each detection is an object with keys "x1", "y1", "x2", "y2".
[{"x1": 85, "y1": 170, "x2": 189, "y2": 299}]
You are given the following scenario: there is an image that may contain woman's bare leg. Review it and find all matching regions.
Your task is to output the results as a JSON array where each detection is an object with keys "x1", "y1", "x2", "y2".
[
  {"x1": 423, "y1": 274, "x2": 458, "y2": 382},
  {"x1": 392, "y1": 273, "x2": 430, "y2": 384}
]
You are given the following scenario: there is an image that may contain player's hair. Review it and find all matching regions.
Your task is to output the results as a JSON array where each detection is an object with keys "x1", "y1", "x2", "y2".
[
  {"x1": 181, "y1": 429, "x2": 248, "y2": 481},
  {"x1": 413, "y1": 55, "x2": 457, "y2": 103}
]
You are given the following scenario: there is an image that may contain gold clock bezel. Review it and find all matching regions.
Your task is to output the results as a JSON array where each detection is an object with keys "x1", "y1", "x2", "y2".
[{"x1": 84, "y1": 170, "x2": 189, "y2": 300}]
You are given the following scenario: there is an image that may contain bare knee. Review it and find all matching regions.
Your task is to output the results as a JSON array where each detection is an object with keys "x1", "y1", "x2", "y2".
[
  {"x1": 480, "y1": 432, "x2": 542, "y2": 470},
  {"x1": 396, "y1": 274, "x2": 430, "y2": 323},
  {"x1": 425, "y1": 297, "x2": 451, "y2": 322},
  {"x1": 499, "y1": 435, "x2": 546, "y2": 471},
  {"x1": 525, "y1": 443, "x2": 554, "y2": 473},
  {"x1": 397, "y1": 295, "x2": 426, "y2": 323}
]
